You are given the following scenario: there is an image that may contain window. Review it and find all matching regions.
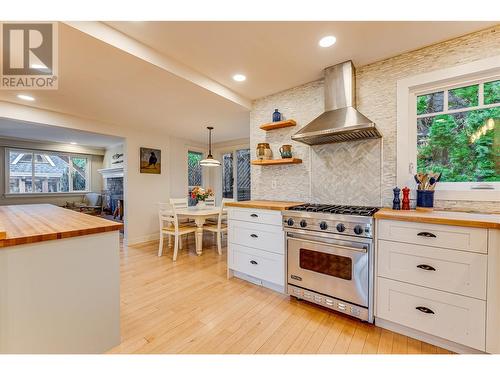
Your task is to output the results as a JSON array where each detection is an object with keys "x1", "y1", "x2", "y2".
[
  {"x1": 6, "y1": 149, "x2": 90, "y2": 194},
  {"x1": 187, "y1": 150, "x2": 203, "y2": 206},
  {"x1": 397, "y1": 58, "x2": 500, "y2": 201},
  {"x1": 416, "y1": 80, "x2": 499, "y2": 184}
]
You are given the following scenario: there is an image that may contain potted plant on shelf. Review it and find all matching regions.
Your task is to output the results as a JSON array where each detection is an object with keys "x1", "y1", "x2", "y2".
[{"x1": 191, "y1": 186, "x2": 214, "y2": 208}]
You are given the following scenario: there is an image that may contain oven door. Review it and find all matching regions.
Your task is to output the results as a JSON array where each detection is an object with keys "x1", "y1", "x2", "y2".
[{"x1": 287, "y1": 233, "x2": 369, "y2": 307}]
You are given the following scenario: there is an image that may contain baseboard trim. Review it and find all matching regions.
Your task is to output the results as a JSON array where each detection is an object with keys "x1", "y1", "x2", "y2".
[
  {"x1": 126, "y1": 233, "x2": 159, "y2": 247},
  {"x1": 232, "y1": 270, "x2": 285, "y2": 294},
  {"x1": 375, "y1": 317, "x2": 486, "y2": 354}
]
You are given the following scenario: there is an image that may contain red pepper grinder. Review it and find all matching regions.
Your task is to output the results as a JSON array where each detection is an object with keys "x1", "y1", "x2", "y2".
[{"x1": 402, "y1": 186, "x2": 410, "y2": 210}]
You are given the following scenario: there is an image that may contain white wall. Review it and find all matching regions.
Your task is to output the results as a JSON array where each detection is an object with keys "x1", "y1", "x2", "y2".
[
  {"x1": 0, "y1": 102, "x2": 207, "y2": 245},
  {"x1": 0, "y1": 137, "x2": 104, "y2": 207},
  {"x1": 102, "y1": 144, "x2": 124, "y2": 169}
]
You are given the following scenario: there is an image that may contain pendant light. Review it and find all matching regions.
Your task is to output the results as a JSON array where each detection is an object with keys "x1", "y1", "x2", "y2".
[{"x1": 200, "y1": 126, "x2": 221, "y2": 167}]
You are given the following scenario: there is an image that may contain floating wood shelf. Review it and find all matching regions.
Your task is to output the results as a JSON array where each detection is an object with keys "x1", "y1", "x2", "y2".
[
  {"x1": 259, "y1": 119, "x2": 296, "y2": 131},
  {"x1": 251, "y1": 158, "x2": 302, "y2": 166}
]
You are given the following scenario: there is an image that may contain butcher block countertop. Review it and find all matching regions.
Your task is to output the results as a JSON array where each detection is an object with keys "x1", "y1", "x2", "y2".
[
  {"x1": 224, "y1": 200, "x2": 303, "y2": 211},
  {"x1": 0, "y1": 204, "x2": 123, "y2": 248},
  {"x1": 374, "y1": 208, "x2": 500, "y2": 230}
]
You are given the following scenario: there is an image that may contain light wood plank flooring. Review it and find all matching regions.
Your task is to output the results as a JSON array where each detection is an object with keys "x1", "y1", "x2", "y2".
[{"x1": 109, "y1": 234, "x2": 454, "y2": 354}]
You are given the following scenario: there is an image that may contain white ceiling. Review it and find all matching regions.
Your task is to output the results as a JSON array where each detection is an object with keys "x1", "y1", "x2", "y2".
[
  {"x1": 0, "y1": 117, "x2": 123, "y2": 148},
  {"x1": 0, "y1": 23, "x2": 250, "y2": 144},
  {"x1": 106, "y1": 21, "x2": 498, "y2": 99}
]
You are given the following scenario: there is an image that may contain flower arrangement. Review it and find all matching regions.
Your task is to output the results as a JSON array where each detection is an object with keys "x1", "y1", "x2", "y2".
[{"x1": 190, "y1": 186, "x2": 214, "y2": 202}]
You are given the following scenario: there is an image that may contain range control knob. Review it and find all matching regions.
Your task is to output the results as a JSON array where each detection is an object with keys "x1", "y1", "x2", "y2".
[
  {"x1": 354, "y1": 225, "x2": 364, "y2": 235},
  {"x1": 319, "y1": 221, "x2": 328, "y2": 230},
  {"x1": 300, "y1": 220, "x2": 307, "y2": 228},
  {"x1": 286, "y1": 218, "x2": 294, "y2": 226},
  {"x1": 336, "y1": 223, "x2": 346, "y2": 232}
]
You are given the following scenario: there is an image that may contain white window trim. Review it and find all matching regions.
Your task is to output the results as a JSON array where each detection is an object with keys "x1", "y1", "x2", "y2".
[
  {"x1": 397, "y1": 55, "x2": 500, "y2": 202},
  {"x1": 5, "y1": 147, "x2": 92, "y2": 196}
]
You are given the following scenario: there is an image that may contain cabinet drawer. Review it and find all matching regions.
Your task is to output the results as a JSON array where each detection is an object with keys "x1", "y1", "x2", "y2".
[
  {"x1": 377, "y1": 277, "x2": 486, "y2": 351},
  {"x1": 377, "y1": 240, "x2": 487, "y2": 299},
  {"x1": 229, "y1": 244, "x2": 284, "y2": 286},
  {"x1": 377, "y1": 219, "x2": 487, "y2": 254},
  {"x1": 229, "y1": 220, "x2": 284, "y2": 254},
  {"x1": 227, "y1": 208, "x2": 283, "y2": 226}
]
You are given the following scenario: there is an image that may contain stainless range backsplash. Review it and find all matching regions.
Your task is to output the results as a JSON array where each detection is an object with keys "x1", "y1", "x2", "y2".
[{"x1": 311, "y1": 140, "x2": 382, "y2": 206}]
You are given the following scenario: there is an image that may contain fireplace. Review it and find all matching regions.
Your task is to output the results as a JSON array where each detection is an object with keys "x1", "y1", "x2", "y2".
[{"x1": 98, "y1": 167, "x2": 124, "y2": 221}]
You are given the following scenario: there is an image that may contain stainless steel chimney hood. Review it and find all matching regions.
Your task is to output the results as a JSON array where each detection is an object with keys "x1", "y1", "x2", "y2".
[{"x1": 292, "y1": 61, "x2": 381, "y2": 145}]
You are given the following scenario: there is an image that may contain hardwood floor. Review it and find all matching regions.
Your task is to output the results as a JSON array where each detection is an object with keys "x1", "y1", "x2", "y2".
[{"x1": 108, "y1": 234, "x2": 454, "y2": 354}]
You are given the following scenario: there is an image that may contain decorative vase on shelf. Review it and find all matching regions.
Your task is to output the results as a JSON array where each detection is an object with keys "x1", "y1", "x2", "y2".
[
  {"x1": 272, "y1": 109, "x2": 282, "y2": 122},
  {"x1": 279, "y1": 144, "x2": 293, "y2": 159},
  {"x1": 256, "y1": 143, "x2": 273, "y2": 160}
]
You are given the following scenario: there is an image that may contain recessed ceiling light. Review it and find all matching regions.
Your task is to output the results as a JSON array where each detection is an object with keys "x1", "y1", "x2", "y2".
[
  {"x1": 17, "y1": 94, "x2": 35, "y2": 101},
  {"x1": 232, "y1": 74, "x2": 246, "y2": 82},
  {"x1": 319, "y1": 35, "x2": 337, "y2": 48},
  {"x1": 70, "y1": 142, "x2": 78, "y2": 145}
]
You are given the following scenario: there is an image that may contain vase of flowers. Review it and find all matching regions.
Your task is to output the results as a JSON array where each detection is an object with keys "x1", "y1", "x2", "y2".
[{"x1": 191, "y1": 186, "x2": 213, "y2": 208}]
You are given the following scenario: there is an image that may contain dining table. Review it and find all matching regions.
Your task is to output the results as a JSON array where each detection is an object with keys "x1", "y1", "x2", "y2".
[{"x1": 175, "y1": 206, "x2": 221, "y2": 255}]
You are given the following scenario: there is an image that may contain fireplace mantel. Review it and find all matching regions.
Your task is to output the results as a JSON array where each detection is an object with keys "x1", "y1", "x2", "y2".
[{"x1": 98, "y1": 167, "x2": 124, "y2": 179}]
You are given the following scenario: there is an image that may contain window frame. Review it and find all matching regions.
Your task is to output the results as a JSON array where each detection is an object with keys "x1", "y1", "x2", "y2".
[
  {"x1": 397, "y1": 56, "x2": 500, "y2": 202},
  {"x1": 187, "y1": 149, "x2": 205, "y2": 205},
  {"x1": 5, "y1": 147, "x2": 92, "y2": 196}
]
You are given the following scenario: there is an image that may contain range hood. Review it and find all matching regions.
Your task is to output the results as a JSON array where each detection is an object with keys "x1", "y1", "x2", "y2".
[{"x1": 292, "y1": 61, "x2": 381, "y2": 145}]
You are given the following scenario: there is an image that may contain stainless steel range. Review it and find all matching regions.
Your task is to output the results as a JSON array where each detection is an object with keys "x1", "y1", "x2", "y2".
[{"x1": 283, "y1": 204, "x2": 379, "y2": 323}]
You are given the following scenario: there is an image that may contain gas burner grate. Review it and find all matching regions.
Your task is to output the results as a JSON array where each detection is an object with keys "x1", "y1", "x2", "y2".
[{"x1": 289, "y1": 203, "x2": 379, "y2": 217}]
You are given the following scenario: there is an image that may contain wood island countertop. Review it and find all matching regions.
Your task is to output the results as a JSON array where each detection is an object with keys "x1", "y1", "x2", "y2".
[
  {"x1": 374, "y1": 207, "x2": 500, "y2": 230},
  {"x1": 224, "y1": 200, "x2": 303, "y2": 211},
  {"x1": 0, "y1": 204, "x2": 123, "y2": 248}
]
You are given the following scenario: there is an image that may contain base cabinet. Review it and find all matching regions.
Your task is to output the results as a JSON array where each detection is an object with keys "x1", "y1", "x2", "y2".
[
  {"x1": 377, "y1": 277, "x2": 486, "y2": 351},
  {"x1": 227, "y1": 207, "x2": 285, "y2": 293},
  {"x1": 375, "y1": 219, "x2": 499, "y2": 353}
]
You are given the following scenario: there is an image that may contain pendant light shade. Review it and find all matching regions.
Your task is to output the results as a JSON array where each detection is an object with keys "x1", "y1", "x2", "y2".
[{"x1": 200, "y1": 126, "x2": 221, "y2": 167}]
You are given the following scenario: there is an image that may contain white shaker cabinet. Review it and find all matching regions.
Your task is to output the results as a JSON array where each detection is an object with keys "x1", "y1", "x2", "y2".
[
  {"x1": 227, "y1": 207, "x2": 286, "y2": 293},
  {"x1": 375, "y1": 218, "x2": 500, "y2": 353}
]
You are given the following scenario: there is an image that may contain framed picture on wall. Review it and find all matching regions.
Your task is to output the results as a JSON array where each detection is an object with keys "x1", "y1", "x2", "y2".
[{"x1": 140, "y1": 147, "x2": 161, "y2": 174}]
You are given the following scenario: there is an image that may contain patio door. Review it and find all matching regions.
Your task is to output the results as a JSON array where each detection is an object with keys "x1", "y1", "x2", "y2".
[{"x1": 221, "y1": 148, "x2": 251, "y2": 201}]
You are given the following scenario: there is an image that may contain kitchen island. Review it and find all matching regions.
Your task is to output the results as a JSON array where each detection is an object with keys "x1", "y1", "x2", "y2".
[{"x1": 0, "y1": 204, "x2": 122, "y2": 353}]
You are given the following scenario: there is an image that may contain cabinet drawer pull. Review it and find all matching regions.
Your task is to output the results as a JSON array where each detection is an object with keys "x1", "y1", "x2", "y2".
[
  {"x1": 250, "y1": 260, "x2": 258, "y2": 265},
  {"x1": 250, "y1": 234, "x2": 258, "y2": 238},
  {"x1": 417, "y1": 264, "x2": 436, "y2": 271},
  {"x1": 417, "y1": 231, "x2": 437, "y2": 238},
  {"x1": 416, "y1": 306, "x2": 435, "y2": 314},
  {"x1": 250, "y1": 213, "x2": 259, "y2": 217}
]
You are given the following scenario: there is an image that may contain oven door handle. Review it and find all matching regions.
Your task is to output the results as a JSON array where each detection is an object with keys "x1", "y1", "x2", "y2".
[{"x1": 288, "y1": 237, "x2": 368, "y2": 253}]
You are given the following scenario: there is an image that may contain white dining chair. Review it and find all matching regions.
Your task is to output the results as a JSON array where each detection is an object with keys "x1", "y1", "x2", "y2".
[
  {"x1": 169, "y1": 197, "x2": 191, "y2": 223},
  {"x1": 204, "y1": 197, "x2": 216, "y2": 207},
  {"x1": 158, "y1": 202, "x2": 196, "y2": 261},
  {"x1": 203, "y1": 199, "x2": 231, "y2": 255}
]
